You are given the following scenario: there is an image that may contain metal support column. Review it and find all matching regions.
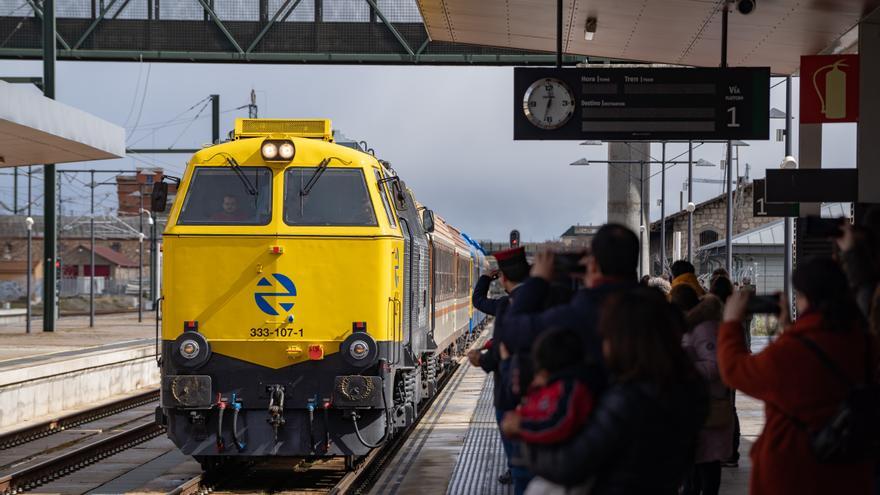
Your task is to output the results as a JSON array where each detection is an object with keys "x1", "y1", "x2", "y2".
[
  {"x1": 13, "y1": 169, "x2": 18, "y2": 214},
  {"x1": 26, "y1": 167, "x2": 32, "y2": 334},
  {"x1": 211, "y1": 94, "x2": 220, "y2": 143},
  {"x1": 660, "y1": 142, "x2": 667, "y2": 275},
  {"x1": 640, "y1": 162, "x2": 645, "y2": 278},
  {"x1": 687, "y1": 141, "x2": 694, "y2": 263},
  {"x1": 556, "y1": 0, "x2": 562, "y2": 69},
  {"x1": 721, "y1": 1, "x2": 733, "y2": 275},
  {"x1": 89, "y1": 170, "x2": 95, "y2": 328},
  {"x1": 784, "y1": 76, "x2": 793, "y2": 319},
  {"x1": 42, "y1": 0, "x2": 57, "y2": 332},
  {"x1": 138, "y1": 184, "x2": 144, "y2": 323},
  {"x1": 150, "y1": 217, "x2": 158, "y2": 309}
]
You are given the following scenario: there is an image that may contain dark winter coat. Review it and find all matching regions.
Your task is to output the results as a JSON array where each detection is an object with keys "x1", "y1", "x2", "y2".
[
  {"x1": 524, "y1": 377, "x2": 707, "y2": 495},
  {"x1": 499, "y1": 277, "x2": 637, "y2": 383}
]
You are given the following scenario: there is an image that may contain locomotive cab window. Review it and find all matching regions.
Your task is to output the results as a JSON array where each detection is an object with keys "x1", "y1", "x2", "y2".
[
  {"x1": 284, "y1": 168, "x2": 377, "y2": 226},
  {"x1": 178, "y1": 167, "x2": 273, "y2": 225},
  {"x1": 374, "y1": 170, "x2": 397, "y2": 228}
]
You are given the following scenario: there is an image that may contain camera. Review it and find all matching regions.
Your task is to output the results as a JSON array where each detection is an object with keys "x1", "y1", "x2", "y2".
[
  {"x1": 803, "y1": 216, "x2": 845, "y2": 239},
  {"x1": 736, "y1": 0, "x2": 757, "y2": 15},
  {"x1": 747, "y1": 294, "x2": 780, "y2": 315},
  {"x1": 553, "y1": 251, "x2": 587, "y2": 278}
]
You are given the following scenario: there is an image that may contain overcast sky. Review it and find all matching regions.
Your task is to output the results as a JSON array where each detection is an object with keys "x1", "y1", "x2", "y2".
[{"x1": 0, "y1": 60, "x2": 857, "y2": 241}]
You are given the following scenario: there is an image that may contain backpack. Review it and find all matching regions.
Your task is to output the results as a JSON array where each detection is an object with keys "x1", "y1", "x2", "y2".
[{"x1": 784, "y1": 333, "x2": 880, "y2": 463}]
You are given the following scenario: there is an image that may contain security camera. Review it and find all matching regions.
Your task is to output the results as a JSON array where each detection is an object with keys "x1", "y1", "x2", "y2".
[
  {"x1": 736, "y1": 0, "x2": 756, "y2": 15},
  {"x1": 780, "y1": 155, "x2": 798, "y2": 169}
]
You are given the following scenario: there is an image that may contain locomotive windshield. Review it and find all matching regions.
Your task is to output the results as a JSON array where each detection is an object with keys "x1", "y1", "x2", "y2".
[
  {"x1": 284, "y1": 168, "x2": 377, "y2": 226},
  {"x1": 178, "y1": 167, "x2": 272, "y2": 225}
]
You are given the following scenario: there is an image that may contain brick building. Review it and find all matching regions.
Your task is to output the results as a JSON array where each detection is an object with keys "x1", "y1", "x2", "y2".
[
  {"x1": 116, "y1": 168, "x2": 177, "y2": 216},
  {"x1": 649, "y1": 181, "x2": 776, "y2": 275},
  {"x1": 0, "y1": 215, "x2": 162, "y2": 298}
]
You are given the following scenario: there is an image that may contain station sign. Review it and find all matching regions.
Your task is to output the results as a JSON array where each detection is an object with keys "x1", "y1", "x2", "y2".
[
  {"x1": 752, "y1": 179, "x2": 799, "y2": 218},
  {"x1": 800, "y1": 55, "x2": 859, "y2": 124},
  {"x1": 765, "y1": 169, "x2": 858, "y2": 203},
  {"x1": 513, "y1": 67, "x2": 770, "y2": 141}
]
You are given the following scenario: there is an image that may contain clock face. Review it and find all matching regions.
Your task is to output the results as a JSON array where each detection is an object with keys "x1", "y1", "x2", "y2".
[{"x1": 523, "y1": 78, "x2": 576, "y2": 130}]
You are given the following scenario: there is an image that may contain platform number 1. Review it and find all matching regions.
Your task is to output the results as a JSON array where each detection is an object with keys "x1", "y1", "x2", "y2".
[{"x1": 727, "y1": 106, "x2": 740, "y2": 128}]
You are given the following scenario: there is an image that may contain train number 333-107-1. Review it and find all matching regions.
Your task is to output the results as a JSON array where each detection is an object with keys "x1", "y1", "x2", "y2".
[{"x1": 249, "y1": 328, "x2": 305, "y2": 338}]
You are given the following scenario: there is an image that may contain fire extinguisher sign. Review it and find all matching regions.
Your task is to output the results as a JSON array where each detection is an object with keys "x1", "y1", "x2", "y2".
[{"x1": 800, "y1": 55, "x2": 859, "y2": 124}]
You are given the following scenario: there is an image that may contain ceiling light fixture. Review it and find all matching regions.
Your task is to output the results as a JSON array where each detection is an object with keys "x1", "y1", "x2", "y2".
[{"x1": 584, "y1": 17, "x2": 597, "y2": 41}]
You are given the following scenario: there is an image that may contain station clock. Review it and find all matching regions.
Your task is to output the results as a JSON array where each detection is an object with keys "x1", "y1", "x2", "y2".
[{"x1": 522, "y1": 78, "x2": 576, "y2": 130}]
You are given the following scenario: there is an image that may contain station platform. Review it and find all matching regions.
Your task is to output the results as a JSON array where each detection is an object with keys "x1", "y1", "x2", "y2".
[
  {"x1": 371, "y1": 340, "x2": 765, "y2": 495},
  {"x1": 0, "y1": 312, "x2": 158, "y2": 430}
]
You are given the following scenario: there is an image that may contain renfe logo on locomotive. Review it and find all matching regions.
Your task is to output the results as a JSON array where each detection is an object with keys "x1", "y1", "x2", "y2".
[{"x1": 254, "y1": 273, "x2": 298, "y2": 317}]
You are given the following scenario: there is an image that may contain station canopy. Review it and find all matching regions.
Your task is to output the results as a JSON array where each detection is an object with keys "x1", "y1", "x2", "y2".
[
  {"x1": 0, "y1": 81, "x2": 125, "y2": 168},
  {"x1": 415, "y1": 0, "x2": 879, "y2": 74}
]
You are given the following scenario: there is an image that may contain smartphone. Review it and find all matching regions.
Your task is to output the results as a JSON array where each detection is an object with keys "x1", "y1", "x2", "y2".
[
  {"x1": 747, "y1": 295, "x2": 781, "y2": 314},
  {"x1": 553, "y1": 252, "x2": 587, "y2": 276},
  {"x1": 803, "y1": 216, "x2": 844, "y2": 239}
]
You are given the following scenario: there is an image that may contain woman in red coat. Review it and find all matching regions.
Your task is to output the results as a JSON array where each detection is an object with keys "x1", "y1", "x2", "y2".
[{"x1": 718, "y1": 257, "x2": 876, "y2": 495}]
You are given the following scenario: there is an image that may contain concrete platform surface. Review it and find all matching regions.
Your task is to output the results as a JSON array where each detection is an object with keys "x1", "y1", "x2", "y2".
[
  {"x1": 0, "y1": 312, "x2": 155, "y2": 363},
  {"x1": 372, "y1": 358, "x2": 765, "y2": 494}
]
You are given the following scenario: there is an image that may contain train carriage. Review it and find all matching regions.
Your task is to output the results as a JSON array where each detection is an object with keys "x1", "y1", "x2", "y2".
[{"x1": 154, "y1": 118, "x2": 487, "y2": 466}]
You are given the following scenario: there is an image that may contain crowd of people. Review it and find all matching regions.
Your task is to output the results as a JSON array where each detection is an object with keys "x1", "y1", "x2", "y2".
[{"x1": 468, "y1": 213, "x2": 880, "y2": 495}]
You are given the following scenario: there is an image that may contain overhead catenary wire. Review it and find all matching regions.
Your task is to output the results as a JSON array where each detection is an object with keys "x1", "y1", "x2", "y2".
[
  {"x1": 125, "y1": 63, "x2": 153, "y2": 140},
  {"x1": 122, "y1": 59, "x2": 146, "y2": 129},
  {"x1": 166, "y1": 97, "x2": 212, "y2": 149}
]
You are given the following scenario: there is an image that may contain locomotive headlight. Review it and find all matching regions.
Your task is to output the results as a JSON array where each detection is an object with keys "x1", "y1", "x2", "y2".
[
  {"x1": 179, "y1": 339, "x2": 200, "y2": 360},
  {"x1": 340, "y1": 333, "x2": 378, "y2": 368},
  {"x1": 349, "y1": 340, "x2": 370, "y2": 360},
  {"x1": 172, "y1": 332, "x2": 211, "y2": 369},
  {"x1": 261, "y1": 141, "x2": 278, "y2": 160},
  {"x1": 278, "y1": 141, "x2": 295, "y2": 160}
]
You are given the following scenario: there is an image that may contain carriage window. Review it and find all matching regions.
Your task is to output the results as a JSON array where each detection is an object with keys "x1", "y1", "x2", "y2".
[
  {"x1": 178, "y1": 167, "x2": 272, "y2": 225},
  {"x1": 284, "y1": 168, "x2": 377, "y2": 226}
]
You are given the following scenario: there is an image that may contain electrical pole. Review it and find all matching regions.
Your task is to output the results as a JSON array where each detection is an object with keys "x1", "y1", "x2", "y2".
[
  {"x1": 249, "y1": 89, "x2": 258, "y2": 118},
  {"x1": 89, "y1": 170, "x2": 95, "y2": 328},
  {"x1": 26, "y1": 167, "x2": 32, "y2": 334},
  {"x1": 660, "y1": 142, "x2": 667, "y2": 275},
  {"x1": 43, "y1": 0, "x2": 57, "y2": 332},
  {"x1": 784, "y1": 76, "x2": 793, "y2": 320},
  {"x1": 687, "y1": 141, "x2": 694, "y2": 263},
  {"x1": 138, "y1": 183, "x2": 144, "y2": 323},
  {"x1": 13, "y1": 169, "x2": 18, "y2": 214},
  {"x1": 211, "y1": 94, "x2": 220, "y2": 144},
  {"x1": 721, "y1": 1, "x2": 734, "y2": 276}
]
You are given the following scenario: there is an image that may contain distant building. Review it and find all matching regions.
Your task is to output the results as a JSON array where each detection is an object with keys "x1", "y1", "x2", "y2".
[
  {"x1": 649, "y1": 181, "x2": 776, "y2": 276},
  {"x1": 560, "y1": 225, "x2": 598, "y2": 248},
  {"x1": 62, "y1": 244, "x2": 139, "y2": 281},
  {"x1": 116, "y1": 168, "x2": 177, "y2": 216}
]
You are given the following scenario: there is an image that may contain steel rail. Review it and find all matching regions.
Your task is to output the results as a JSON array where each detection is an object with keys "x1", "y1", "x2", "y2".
[
  {"x1": 0, "y1": 389, "x2": 159, "y2": 450},
  {"x1": 0, "y1": 420, "x2": 164, "y2": 494}
]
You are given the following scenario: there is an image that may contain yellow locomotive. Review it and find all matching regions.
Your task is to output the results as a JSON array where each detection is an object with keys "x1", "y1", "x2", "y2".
[{"x1": 152, "y1": 119, "x2": 489, "y2": 466}]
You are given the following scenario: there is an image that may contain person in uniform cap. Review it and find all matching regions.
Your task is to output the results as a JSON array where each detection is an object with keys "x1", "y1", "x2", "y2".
[{"x1": 470, "y1": 246, "x2": 530, "y2": 488}]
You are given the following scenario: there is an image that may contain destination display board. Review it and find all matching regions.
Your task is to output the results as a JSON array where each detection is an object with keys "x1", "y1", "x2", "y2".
[{"x1": 514, "y1": 67, "x2": 770, "y2": 141}]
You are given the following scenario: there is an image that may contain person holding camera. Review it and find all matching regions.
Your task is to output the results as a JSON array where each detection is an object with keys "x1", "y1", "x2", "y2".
[
  {"x1": 499, "y1": 224, "x2": 641, "y2": 386},
  {"x1": 468, "y1": 246, "x2": 530, "y2": 488},
  {"x1": 718, "y1": 257, "x2": 877, "y2": 494}
]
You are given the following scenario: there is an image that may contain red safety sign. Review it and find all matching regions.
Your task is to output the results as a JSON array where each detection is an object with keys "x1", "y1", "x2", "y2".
[{"x1": 800, "y1": 55, "x2": 859, "y2": 124}]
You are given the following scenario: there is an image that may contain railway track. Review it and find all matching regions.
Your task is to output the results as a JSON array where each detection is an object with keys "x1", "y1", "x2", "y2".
[
  {"x1": 0, "y1": 389, "x2": 159, "y2": 450},
  {"x1": 171, "y1": 331, "x2": 482, "y2": 495},
  {"x1": 0, "y1": 389, "x2": 162, "y2": 495}
]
